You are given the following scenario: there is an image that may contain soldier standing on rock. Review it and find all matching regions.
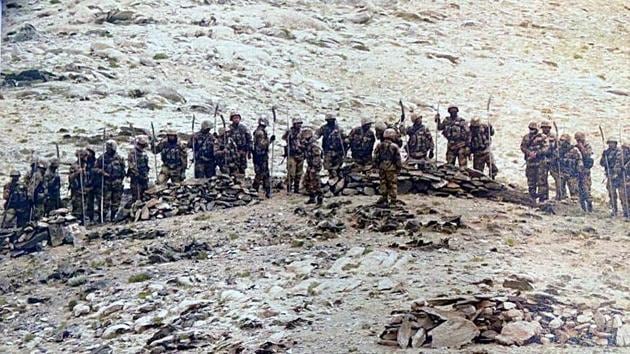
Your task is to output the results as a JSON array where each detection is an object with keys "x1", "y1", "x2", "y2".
[
  {"x1": 252, "y1": 117, "x2": 274, "y2": 197},
  {"x1": 470, "y1": 118, "x2": 498, "y2": 178},
  {"x1": 2, "y1": 170, "x2": 29, "y2": 228},
  {"x1": 27, "y1": 160, "x2": 48, "y2": 220},
  {"x1": 228, "y1": 112, "x2": 252, "y2": 180},
  {"x1": 374, "y1": 129, "x2": 403, "y2": 206},
  {"x1": 68, "y1": 149, "x2": 96, "y2": 223},
  {"x1": 558, "y1": 134, "x2": 589, "y2": 212},
  {"x1": 127, "y1": 135, "x2": 151, "y2": 202},
  {"x1": 302, "y1": 128, "x2": 323, "y2": 205},
  {"x1": 44, "y1": 158, "x2": 62, "y2": 215},
  {"x1": 574, "y1": 132, "x2": 594, "y2": 212},
  {"x1": 406, "y1": 114, "x2": 434, "y2": 162},
  {"x1": 348, "y1": 117, "x2": 376, "y2": 167},
  {"x1": 435, "y1": 106, "x2": 470, "y2": 168},
  {"x1": 540, "y1": 121, "x2": 564, "y2": 200},
  {"x1": 189, "y1": 120, "x2": 217, "y2": 178},
  {"x1": 613, "y1": 142, "x2": 629, "y2": 218},
  {"x1": 153, "y1": 129, "x2": 187, "y2": 184},
  {"x1": 600, "y1": 138, "x2": 622, "y2": 216},
  {"x1": 315, "y1": 114, "x2": 346, "y2": 179},
  {"x1": 216, "y1": 127, "x2": 239, "y2": 177},
  {"x1": 282, "y1": 118, "x2": 305, "y2": 193},
  {"x1": 94, "y1": 140, "x2": 126, "y2": 222},
  {"x1": 520, "y1": 122, "x2": 549, "y2": 202}
]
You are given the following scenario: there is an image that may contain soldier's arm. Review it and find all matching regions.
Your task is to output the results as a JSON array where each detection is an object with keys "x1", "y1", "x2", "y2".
[
  {"x1": 187, "y1": 135, "x2": 195, "y2": 150},
  {"x1": 520, "y1": 136, "x2": 530, "y2": 155},
  {"x1": 244, "y1": 127, "x2": 253, "y2": 152}
]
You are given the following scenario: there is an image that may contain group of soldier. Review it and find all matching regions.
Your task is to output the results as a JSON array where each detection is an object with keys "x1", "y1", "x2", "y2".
[
  {"x1": 2, "y1": 106, "x2": 628, "y2": 228},
  {"x1": 521, "y1": 121, "x2": 629, "y2": 217}
]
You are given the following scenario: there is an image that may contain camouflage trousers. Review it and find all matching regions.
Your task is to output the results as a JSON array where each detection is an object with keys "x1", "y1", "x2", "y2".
[
  {"x1": 286, "y1": 156, "x2": 304, "y2": 192},
  {"x1": 158, "y1": 166, "x2": 184, "y2": 185},
  {"x1": 130, "y1": 177, "x2": 149, "y2": 202},
  {"x1": 546, "y1": 164, "x2": 567, "y2": 200},
  {"x1": 71, "y1": 190, "x2": 95, "y2": 223},
  {"x1": 323, "y1": 151, "x2": 344, "y2": 178},
  {"x1": 581, "y1": 170, "x2": 593, "y2": 203},
  {"x1": 607, "y1": 181, "x2": 629, "y2": 217},
  {"x1": 236, "y1": 151, "x2": 248, "y2": 178},
  {"x1": 44, "y1": 196, "x2": 62, "y2": 215},
  {"x1": 472, "y1": 152, "x2": 498, "y2": 179},
  {"x1": 378, "y1": 170, "x2": 398, "y2": 203},
  {"x1": 31, "y1": 201, "x2": 45, "y2": 221},
  {"x1": 446, "y1": 144, "x2": 469, "y2": 168},
  {"x1": 560, "y1": 175, "x2": 579, "y2": 199},
  {"x1": 252, "y1": 154, "x2": 270, "y2": 193},
  {"x1": 95, "y1": 183, "x2": 123, "y2": 222},
  {"x1": 194, "y1": 161, "x2": 216, "y2": 179},
  {"x1": 1, "y1": 208, "x2": 28, "y2": 228},
  {"x1": 351, "y1": 153, "x2": 372, "y2": 167},
  {"x1": 303, "y1": 167, "x2": 321, "y2": 195},
  {"x1": 526, "y1": 162, "x2": 548, "y2": 202}
]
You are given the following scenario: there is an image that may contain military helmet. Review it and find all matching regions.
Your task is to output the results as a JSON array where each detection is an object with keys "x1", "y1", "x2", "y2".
[
  {"x1": 10, "y1": 170, "x2": 20, "y2": 177},
  {"x1": 360, "y1": 116, "x2": 373, "y2": 126},
  {"x1": 292, "y1": 117, "x2": 303, "y2": 125},
  {"x1": 201, "y1": 120, "x2": 213, "y2": 130},
  {"x1": 49, "y1": 158, "x2": 60, "y2": 168},
  {"x1": 606, "y1": 137, "x2": 617, "y2": 144},
  {"x1": 528, "y1": 121, "x2": 539, "y2": 130},
  {"x1": 229, "y1": 111, "x2": 241, "y2": 119},
  {"x1": 559, "y1": 134, "x2": 571, "y2": 142},
  {"x1": 540, "y1": 120, "x2": 552, "y2": 129},
  {"x1": 410, "y1": 113, "x2": 422, "y2": 123},
  {"x1": 470, "y1": 118, "x2": 481, "y2": 127},
  {"x1": 383, "y1": 128, "x2": 397, "y2": 140},
  {"x1": 447, "y1": 105, "x2": 459, "y2": 113},
  {"x1": 375, "y1": 121, "x2": 387, "y2": 131},
  {"x1": 165, "y1": 129, "x2": 177, "y2": 136},
  {"x1": 574, "y1": 132, "x2": 585, "y2": 141},
  {"x1": 259, "y1": 117, "x2": 269, "y2": 126},
  {"x1": 136, "y1": 135, "x2": 149, "y2": 147},
  {"x1": 301, "y1": 128, "x2": 314, "y2": 140},
  {"x1": 325, "y1": 113, "x2": 336, "y2": 121},
  {"x1": 106, "y1": 139, "x2": 118, "y2": 151}
]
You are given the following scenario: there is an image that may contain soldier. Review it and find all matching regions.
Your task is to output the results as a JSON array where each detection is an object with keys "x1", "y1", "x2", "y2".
[
  {"x1": 315, "y1": 114, "x2": 345, "y2": 179},
  {"x1": 94, "y1": 140, "x2": 126, "y2": 222},
  {"x1": 520, "y1": 122, "x2": 549, "y2": 202},
  {"x1": 189, "y1": 120, "x2": 217, "y2": 178},
  {"x1": 375, "y1": 120, "x2": 403, "y2": 147},
  {"x1": 470, "y1": 117, "x2": 498, "y2": 178},
  {"x1": 406, "y1": 114, "x2": 434, "y2": 161},
  {"x1": 600, "y1": 138, "x2": 621, "y2": 216},
  {"x1": 574, "y1": 132, "x2": 594, "y2": 212},
  {"x1": 252, "y1": 117, "x2": 275, "y2": 197},
  {"x1": 68, "y1": 149, "x2": 96, "y2": 224},
  {"x1": 282, "y1": 118, "x2": 305, "y2": 193},
  {"x1": 540, "y1": 121, "x2": 565, "y2": 199},
  {"x1": 613, "y1": 142, "x2": 629, "y2": 218},
  {"x1": 435, "y1": 106, "x2": 470, "y2": 167},
  {"x1": 44, "y1": 158, "x2": 62, "y2": 215},
  {"x1": 302, "y1": 128, "x2": 323, "y2": 205},
  {"x1": 27, "y1": 160, "x2": 48, "y2": 220},
  {"x1": 227, "y1": 112, "x2": 252, "y2": 179},
  {"x1": 348, "y1": 117, "x2": 376, "y2": 166},
  {"x1": 373, "y1": 128, "x2": 403, "y2": 206},
  {"x1": 2, "y1": 170, "x2": 29, "y2": 228},
  {"x1": 153, "y1": 129, "x2": 187, "y2": 184},
  {"x1": 216, "y1": 127, "x2": 239, "y2": 176},
  {"x1": 127, "y1": 135, "x2": 151, "y2": 202},
  {"x1": 557, "y1": 134, "x2": 589, "y2": 212}
]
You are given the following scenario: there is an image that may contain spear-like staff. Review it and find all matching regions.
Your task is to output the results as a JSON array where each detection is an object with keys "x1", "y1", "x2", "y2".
[
  {"x1": 270, "y1": 106, "x2": 277, "y2": 197},
  {"x1": 434, "y1": 103, "x2": 440, "y2": 162},
  {"x1": 150, "y1": 122, "x2": 159, "y2": 181},
  {"x1": 599, "y1": 126, "x2": 614, "y2": 213},
  {"x1": 100, "y1": 127, "x2": 106, "y2": 223},
  {"x1": 486, "y1": 95, "x2": 494, "y2": 179}
]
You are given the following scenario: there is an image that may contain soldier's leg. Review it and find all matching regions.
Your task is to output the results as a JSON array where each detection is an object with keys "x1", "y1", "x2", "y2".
[
  {"x1": 252, "y1": 161, "x2": 262, "y2": 191},
  {"x1": 86, "y1": 191, "x2": 95, "y2": 222},
  {"x1": 157, "y1": 166, "x2": 170, "y2": 185},
  {"x1": 525, "y1": 164, "x2": 537, "y2": 199},
  {"x1": 620, "y1": 184, "x2": 630, "y2": 218},
  {"x1": 111, "y1": 187, "x2": 123, "y2": 221},
  {"x1": 457, "y1": 147, "x2": 468, "y2": 168},
  {"x1": 206, "y1": 163, "x2": 216, "y2": 178},
  {"x1": 2, "y1": 209, "x2": 16, "y2": 228},
  {"x1": 16, "y1": 209, "x2": 29, "y2": 227},
  {"x1": 294, "y1": 158, "x2": 304, "y2": 193},
  {"x1": 567, "y1": 177, "x2": 579, "y2": 198},
  {"x1": 387, "y1": 170, "x2": 398, "y2": 203},
  {"x1": 71, "y1": 194, "x2": 83, "y2": 221},
  {"x1": 537, "y1": 164, "x2": 549, "y2": 202},
  {"x1": 377, "y1": 170, "x2": 388, "y2": 204},
  {"x1": 607, "y1": 183, "x2": 618, "y2": 215},
  {"x1": 473, "y1": 153, "x2": 483, "y2": 172},
  {"x1": 323, "y1": 153, "x2": 335, "y2": 178},
  {"x1": 446, "y1": 148, "x2": 456, "y2": 166},
  {"x1": 194, "y1": 162, "x2": 204, "y2": 179}
]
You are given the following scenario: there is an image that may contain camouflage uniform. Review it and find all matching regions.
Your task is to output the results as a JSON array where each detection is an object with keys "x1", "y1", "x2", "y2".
[
  {"x1": 216, "y1": 129, "x2": 239, "y2": 177},
  {"x1": 68, "y1": 150, "x2": 96, "y2": 223},
  {"x1": 574, "y1": 132, "x2": 593, "y2": 211},
  {"x1": 374, "y1": 129, "x2": 403, "y2": 205},
  {"x1": 470, "y1": 118, "x2": 498, "y2": 178},
  {"x1": 27, "y1": 161, "x2": 48, "y2": 220},
  {"x1": 600, "y1": 140, "x2": 622, "y2": 215},
  {"x1": 375, "y1": 121, "x2": 403, "y2": 147},
  {"x1": 316, "y1": 115, "x2": 346, "y2": 179},
  {"x1": 127, "y1": 136, "x2": 151, "y2": 202},
  {"x1": 612, "y1": 144, "x2": 629, "y2": 218},
  {"x1": 520, "y1": 122, "x2": 549, "y2": 202},
  {"x1": 302, "y1": 129, "x2": 323, "y2": 205},
  {"x1": 252, "y1": 119, "x2": 272, "y2": 196},
  {"x1": 189, "y1": 121, "x2": 217, "y2": 178},
  {"x1": 282, "y1": 120, "x2": 305, "y2": 193},
  {"x1": 44, "y1": 159, "x2": 63, "y2": 215},
  {"x1": 348, "y1": 119, "x2": 376, "y2": 166},
  {"x1": 153, "y1": 132, "x2": 187, "y2": 184},
  {"x1": 94, "y1": 141, "x2": 126, "y2": 222},
  {"x1": 405, "y1": 116, "x2": 434, "y2": 161},
  {"x1": 436, "y1": 106, "x2": 470, "y2": 168},
  {"x1": 540, "y1": 122, "x2": 565, "y2": 200},
  {"x1": 2, "y1": 172, "x2": 29, "y2": 228},
  {"x1": 228, "y1": 114, "x2": 252, "y2": 179},
  {"x1": 557, "y1": 135, "x2": 589, "y2": 211}
]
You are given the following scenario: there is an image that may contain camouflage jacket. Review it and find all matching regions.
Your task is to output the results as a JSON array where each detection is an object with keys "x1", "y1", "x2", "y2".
[
  {"x1": 520, "y1": 132, "x2": 548, "y2": 163},
  {"x1": 376, "y1": 124, "x2": 403, "y2": 147},
  {"x1": 316, "y1": 123, "x2": 345, "y2": 153},
  {"x1": 127, "y1": 148, "x2": 150, "y2": 181},
  {"x1": 305, "y1": 142, "x2": 322, "y2": 171},
  {"x1": 154, "y1": 139, "x2": 187, "y2": 170},
  {"x1": 348, "y1": 126, "x2": 375, "y2": 160},
  {"x1": 558, "y1": 145, "x2": 584, "y2": 177},
  {"x1": 188, "y1": 132, "x2": 216, "y2": 163},
  {"x1": 282, "y1": 127, "x2": 305, "y2": 159},
  {"x1": 44, "y1": 169, "x2": 61, "y2": 199},
  {"x1": 228, "y1": 123, "x2": 252, "y2": 154},
  {"x1": 406, "y1": 123, "x2": 433, "y2": 157},
  {"x1": 600, "y1": 147, "x2": 620, "y2": 177},
  {"x1": 542, "y1": 132, "x2": 558, "y2": 163},
  {"x1": 575, "y1": 141, "x2": 593, "y2": 169},
  {"x1": 612, "y1": 146, "x2": 629, "y2": 183},
  {"x1": 216, "y1": 134, "x2": 239, "y2": 169},
  {"x1": 27, "y1": 170, "x2": 46, "y2": 203},
  {"x1": 374, "y1": 140, "x2": 402, "y2": 172},
  {"x1": 3, "y1": 181, "x2": 29, "y2": 210},
  {"x1": 438, "y1": 117, "x2": 470, "y2": 145},
  {"x1": 252, "y1": 126, "x2": 270, "y2": 157},
  {"x1": 470, "y1": 124, "x2": 494, "y2": 154},
  {"x1": 95, "y1": 152, "x2": 126, "y2": 185},
  {"x1": 68, "y1": 162, "x2": 95, "y2": 192}
]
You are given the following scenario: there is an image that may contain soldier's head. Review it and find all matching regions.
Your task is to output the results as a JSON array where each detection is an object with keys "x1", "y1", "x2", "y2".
[
  {"x1": 292, "y1": 117, "x2": 303, "y2": 128},
  {"x1": 135, "y1": 135, "x2": 149, "y2": 150},
  {"x1": 559, "y1": 133, "x2": 572, "y2": 147},
  {"x1": 528, "y1": 121, "x2": 539, "y2": 134},
  {"x1": 49, "y1": 158, "x2": 60, "y2": 170},
  {"x1": 606, "y1": 137, "x2": 617, "y2": 148},
  {"x1": 470, "y1": 118, "x2": 481, "y2": 129},
  {"x1": 36, "y1": 160, "x2": 48, "y2": 171},
  {"x1": 447, "y1": 105, "x2": 459, "y2": 118},
  {"x1": 258, "y1": 117, "x2": 269, "y2": 127},
  {"x1": 540, "y1": 120, "x2": 552, "y2": 134},
  {"x1": 9, "y1": 170, "x2": 20, "y2": 182},
  {"x1": 410, "y1": 114, "x2": 422, "y2": 124},
  {"x1": 230, "y1": 112, "x2": 241, "y2": 125},
  {"x1": 201, "y1": 120, "x2": 212, "y2": 134},
  {"x1": 574, "y1": 132, "x2": 585, "y2": 143},
  {"x1": 105, "y1": 139, "x2": 117, "y2": 154},
  {"x1": 383, "y1": 128, "x2": 397, "y2": 142},
  {"x1": 165, "y1": 129, "x2": 178, "y2": 143},
  {"x1": 360, "y1": 116, "x2": 373, "y2": 127},
  {"x1": 77, "y1": 148, "x2": 90, "y2": 162},
  {"x1": 325, "y1": 113, "x2": 336, "y2": 126},
  {"x1": 375, "y1": 121, "x2": 387, "y2": 133},
  {"x1": 302, "y1": 128, "x2": 314, "y2": 143}
]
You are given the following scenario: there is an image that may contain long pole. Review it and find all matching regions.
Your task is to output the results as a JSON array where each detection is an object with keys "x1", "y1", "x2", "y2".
[
  {"x1": 599, "y1": 126, "x2": 614, "y2": 213},
  {"x1": 486, "y1": 96, "x2": 494, "y2": 179},
  {"x1": 191, "y1": 114, "x2": 196, "y2": 165},
  {"x1": 553, "y1": 121, "x2": 562, "y2": 200},
  {"x1": 100, "y1": 127, "x2": 106, "y2": 223},
  {"x1": 150, "y1": 122, "x2": 159, "y2": 182},
  {"x1": 620, "y1": 125, "x2": 628, "y2": 218},
  {"x1": 435, "y1": 103, "x2": 440, "y2": 163},
  {"x1": 270, "y1": 106, "x2": 277, "y2": 196},
  {"x1": 79, "y1": 163, "x2": 86, "y2": 226},
  {"x1": 286, "y1": 114, "x2": 291, "y2": 193}
]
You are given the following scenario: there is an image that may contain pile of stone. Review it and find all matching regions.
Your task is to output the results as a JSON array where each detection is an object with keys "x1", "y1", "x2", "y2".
[
  {"x1": 378, "y1": 292, "x2": 630, "y2": 348},
  {"x1": 352, "y1": 204, "x2": 463, "y2": 234},
  {"x1": 141, "y1": 240, "x2": 212, "y2": 264},
  {"x1": 119, "y1": 176, "x2": 259, "y2": 222},
  {"x1": 333, "y1": 161, "x2": 534, "y2": 206},
  {"x1": 0, "y1": 208, "x2": 82, "y2": 257}
]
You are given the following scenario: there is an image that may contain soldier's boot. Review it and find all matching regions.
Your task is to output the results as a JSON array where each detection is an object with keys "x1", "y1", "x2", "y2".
[
  {"x1": 306, "y1": 195, "x2": 316, "y2": 204},
  {"x1": 293, "y1": 181, "x2": 300, "y2": 194},
  {"x1": 586, "y1": 200, "x2": 593, "y2": 213},
  {"x1": 579, "y1": 199, "x2": 588, "y2": 212},
  {"x1": 376, "y1": 196, "x2": 388, "y2": 206},
  {"x1": 316, "y1": 194, "x2": 323, "y2": 206}
]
